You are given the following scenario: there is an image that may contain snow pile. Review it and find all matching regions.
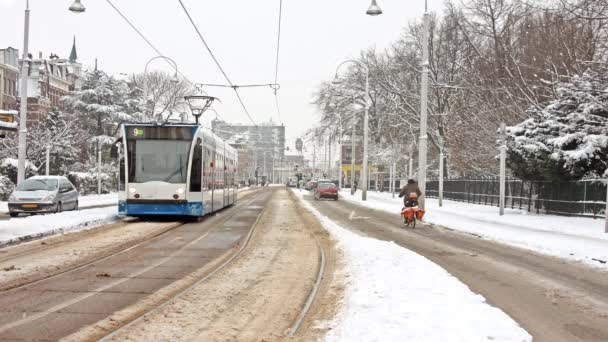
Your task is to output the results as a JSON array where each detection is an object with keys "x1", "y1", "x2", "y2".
[
  {"x1": 342, "y1": 190, "x2": 608, "y2": 268},
  {"x1": 78, "y1": 193, "x2": 118, "y2": 207},
  {"x1": 0, "y1": 206, "x2": 118, "y2": 247},
  {"x1": 292, "y1": 190, "x2": 531, "y2": 342}
]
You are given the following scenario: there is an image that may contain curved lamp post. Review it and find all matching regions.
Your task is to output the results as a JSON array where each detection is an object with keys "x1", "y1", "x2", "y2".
[
  {"x1": 143, "y1": 55, "x2": 179, "y2": 118},
  {"x1": 333, "y1": 60, "x2": 370, "y2": 200}
]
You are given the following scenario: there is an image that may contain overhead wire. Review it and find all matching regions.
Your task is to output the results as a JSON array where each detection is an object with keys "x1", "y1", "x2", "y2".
[
  {"x1": 104, "y1": 0, "x2": 225, "y2": 122},
  {"x1": 177, "y1": 0, "x2": 257, "y2": 126},
  {"x1": 273, "y1": 0, "x2": 284, "y2": 124}
]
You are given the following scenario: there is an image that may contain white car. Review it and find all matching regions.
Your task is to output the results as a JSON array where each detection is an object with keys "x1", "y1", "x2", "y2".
[{"x1": 8, "y1": 176, "x2": 79, "y2": 217}]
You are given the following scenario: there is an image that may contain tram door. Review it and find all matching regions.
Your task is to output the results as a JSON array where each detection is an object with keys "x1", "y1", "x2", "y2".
[
  {"x1": 202, "y1": 145, "x2": 213, "y2": 214},
  {"x1": 189, "y1": 138, "x2": 203, "y2": 215}
]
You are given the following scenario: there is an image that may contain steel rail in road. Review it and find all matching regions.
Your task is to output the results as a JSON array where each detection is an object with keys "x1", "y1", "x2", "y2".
[
  {"x1": 0, "y1": 189, "x2": 259, "y2": 289},
  {"x1": 0, "y1": 189, "x2": 267, "y2": 340},
  {"x1": 287, "y1": 217, "x2": 327, "y2": 337},
  {"x1": 98, "y1": 193, "x2": 268, "y2": 341}
]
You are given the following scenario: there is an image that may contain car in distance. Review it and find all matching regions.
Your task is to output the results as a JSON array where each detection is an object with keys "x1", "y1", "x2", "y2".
[
  {"x1": 314, "y1": 182, "x2": 338, "y2": 201},
  {"x1": 287, "y1": 178, "x2": 298, "y2": 187},
  {"x1": 8, "y1": 176, "x2": 79, "y2": 217},
  {"x1": 305, "y1": 181, "x2": 318, "y2": 191}
]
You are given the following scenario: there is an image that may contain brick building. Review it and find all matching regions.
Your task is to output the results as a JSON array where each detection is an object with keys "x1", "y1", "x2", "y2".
[
  {"x1": 18, "y1": 37, "x2": 82, "y2": 123},
  {"x1": 0, "y1": 47, "x2": 19, "y2": 111}
]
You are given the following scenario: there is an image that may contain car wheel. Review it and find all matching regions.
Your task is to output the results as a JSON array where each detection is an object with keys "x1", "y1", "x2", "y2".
[
  {"x1": 9, "y1": 212, "x2": 18, "y2": 218},
  {"x1": 56, "y1": 202, "x2": 62, "y2": 214},
  {"x1": 74, "y1": 201, "x2": 79, "y2": 211}
]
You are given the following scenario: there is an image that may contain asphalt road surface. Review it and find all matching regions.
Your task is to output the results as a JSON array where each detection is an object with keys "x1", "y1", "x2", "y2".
[{"x1": 305, "y1": 191, "x2": 608, "y2": 342}]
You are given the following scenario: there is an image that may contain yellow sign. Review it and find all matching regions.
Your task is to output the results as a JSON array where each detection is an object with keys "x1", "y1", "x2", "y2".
[{"x1": 341, "y1": 165, "x2": 378, "y2": 172}]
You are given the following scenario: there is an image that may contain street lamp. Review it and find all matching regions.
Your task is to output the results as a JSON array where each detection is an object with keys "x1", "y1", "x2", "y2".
[
  {"x1": 334, "y1": 60, "x2": 370, "y2": 200},
  {"x1": 18, "y1": 1, "x2": 85, "y2": 184},
  {"x1": 368, "y1": 0, "x2": 429, "y2": 210},
  {"x1": 185, "y1": 95, "x2": 219, "y2": 125},
  {"x1": 143, "y1": 55, "x2": 179, "y2": 119},
  {"x1": 366, "y1": 0, "x2": 382, "y2": 16},
  {"x1": 69, "y1": 0, "x2": 86, "y2": 13}
]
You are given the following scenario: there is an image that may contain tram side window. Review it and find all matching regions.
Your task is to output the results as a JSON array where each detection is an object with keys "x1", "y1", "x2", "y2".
[{"x1": 190, "y1": 138, "x2": 202, "y2": 192}]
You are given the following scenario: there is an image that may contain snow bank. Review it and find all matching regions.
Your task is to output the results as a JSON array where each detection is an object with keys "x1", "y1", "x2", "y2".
[
  {"x1": 0, "y1": 206, "x2": 118, "y2": 247},
  {"x1": 291, "y1": 190, "x2": 531, "y2": 342},
  {"x1": 342, "y1": 190, "x2": 608, "y2": 268},
  {"x1": 77, "y1": 193, "x2": 118, "y2": 207}
]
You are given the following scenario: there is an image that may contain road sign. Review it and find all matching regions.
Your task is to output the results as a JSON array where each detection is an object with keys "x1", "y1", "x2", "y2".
[{"x1": 0, "y1": 110, "x2": 18, "y2": 138}]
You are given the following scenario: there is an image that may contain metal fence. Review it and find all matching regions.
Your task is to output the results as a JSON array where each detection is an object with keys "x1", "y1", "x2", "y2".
[{"x1": 425, "y1": 178, "x2": 607, "y2": 218}]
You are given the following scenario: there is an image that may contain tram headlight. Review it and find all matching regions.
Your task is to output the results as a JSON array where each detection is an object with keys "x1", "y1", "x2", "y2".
[
  {"x1": 129, "y1": 187, "x2": 137, "y2": 194},
  {"x1": 176, "y1": 188, "x2": 184, "y2": 194}
]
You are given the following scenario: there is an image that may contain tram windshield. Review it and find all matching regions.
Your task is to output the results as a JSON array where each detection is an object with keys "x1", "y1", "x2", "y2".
[{"x1": 127, "y1": 140, "x2": 192, "y2": 184}]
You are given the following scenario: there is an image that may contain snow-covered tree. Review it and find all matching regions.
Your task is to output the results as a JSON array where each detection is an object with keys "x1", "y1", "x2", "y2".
[
  {"x1": 63, "y1": 69, "x2": 130, "y2": 137},
  {"x1": 506, "y1": 70, "x2": 608, "y2": 181}
]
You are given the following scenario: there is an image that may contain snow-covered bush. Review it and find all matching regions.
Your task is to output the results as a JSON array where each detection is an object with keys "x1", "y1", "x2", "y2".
[
  {"x1": 67, "y1": 171, "x2": 114, "y2": 195},
  {"x1": 0, "y1": 176, "x2": 15, "y2": 201},
  {"x1": 0, "y1": 158, "x2": 39, "y2": 184},
  {"x1": 506, "y1": 70, "x2": 608, "y2": 181}
]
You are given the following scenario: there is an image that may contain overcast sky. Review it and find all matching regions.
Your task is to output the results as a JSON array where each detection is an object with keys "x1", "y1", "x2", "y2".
[{"x1": 0, "y1": 0, "x2": 442, "y2": 150}]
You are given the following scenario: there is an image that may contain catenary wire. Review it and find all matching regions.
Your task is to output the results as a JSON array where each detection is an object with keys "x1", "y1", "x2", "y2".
[
  {"x1": 104, "y1": 0, "x2": 225, "y2": 121},
  {"x1": 177, "y1": 0, "x2": 256, "y2": 126}
]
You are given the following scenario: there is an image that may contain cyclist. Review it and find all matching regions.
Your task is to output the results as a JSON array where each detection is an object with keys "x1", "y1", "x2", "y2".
[{"x1": 399, "y1": 179, "x2": 422, "y2": 208}]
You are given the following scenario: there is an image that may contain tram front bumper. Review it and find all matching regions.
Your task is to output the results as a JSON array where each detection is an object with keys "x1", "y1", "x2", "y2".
[{"x1": 120, "y1": 200, "x2": 203, "y2": 216}]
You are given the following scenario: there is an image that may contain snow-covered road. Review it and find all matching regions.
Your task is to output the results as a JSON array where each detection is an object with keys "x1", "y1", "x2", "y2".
[
  {"x1": 342, "y1": 190, "x2": 608, "y2": 268},
  {"x1": 292, "y1": 189, "x2": 531, "y2": 342}
]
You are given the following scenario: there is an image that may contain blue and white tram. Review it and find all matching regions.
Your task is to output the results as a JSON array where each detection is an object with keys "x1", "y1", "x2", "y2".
[{"x1": 115, "y1": 124, "x2": 237, "y2": 217}]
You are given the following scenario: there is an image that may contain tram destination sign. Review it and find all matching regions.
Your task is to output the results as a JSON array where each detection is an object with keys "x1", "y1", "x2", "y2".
[{"x1": 126, "y1": 126, "x2": 194, "y2": 140}]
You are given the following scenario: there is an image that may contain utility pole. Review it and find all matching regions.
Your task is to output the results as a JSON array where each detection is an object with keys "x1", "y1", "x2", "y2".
[
  {"x1": 439, "y1": 145, "x2": 444, "y2": 207},
  {"x1": 338, "y1": 117, "x2": 343, "y2": 189},
  {"x1": 45, "y1": 130, "x2": 50, "y2": 176},
  {"x1": 17, "y1": 0, "x2": 30, "y2": 185},
  {"x1": 97, "y1": 137, "x2": 102, "y2": 194},
  {"x1": 604, "y1": 179, "x2": 607, "y2": 233},
  {"x1": 351, "y1": 112, "x2": 356, "y2": 195},
  {"x1": 499, "y1": 123, "x2": 507, "y2": 216},
  {"x1": 417, "y1": 0, "x2": 430, "y2": 210},
  {"x1": 362, "y1": 70, "x2": 370, "y2": 201},
  {"x1": 408, "y1": 144, "x2": 414, "y2": 179}
]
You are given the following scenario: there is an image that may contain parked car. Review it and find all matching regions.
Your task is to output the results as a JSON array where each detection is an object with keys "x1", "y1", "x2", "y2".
[
  {"x1": 8, "y1": 176, "x2": 79, "y2": 217},
  {"x1": 314, "y1": 182, "x2": 338, "y2": 201}
]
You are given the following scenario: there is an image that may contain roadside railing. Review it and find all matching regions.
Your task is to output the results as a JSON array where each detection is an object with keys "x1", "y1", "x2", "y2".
[{"x1": 425, "y1": 178, "x2": 607, "y2": 218}]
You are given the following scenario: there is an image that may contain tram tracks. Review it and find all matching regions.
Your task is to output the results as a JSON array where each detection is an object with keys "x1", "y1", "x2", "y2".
[
  {"x1": 0, "y1": 188, "x2": 260, "y2": 293},
  {"x1": 94, "y1": 188, "x2": 335, "y2": 341},
  {"x1": 0, "y1": 189, "x2": 269, "y2": 341}
]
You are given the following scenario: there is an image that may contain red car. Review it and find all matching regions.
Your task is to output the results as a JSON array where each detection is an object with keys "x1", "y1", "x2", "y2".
[{"x1": 314, "y1": 183, "x2": 338, "y2": 201}]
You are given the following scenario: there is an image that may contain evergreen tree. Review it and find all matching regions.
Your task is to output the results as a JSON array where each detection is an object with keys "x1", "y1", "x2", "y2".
[{"x1": 506, "y1": 70, "x2": 608, "y2": 181}]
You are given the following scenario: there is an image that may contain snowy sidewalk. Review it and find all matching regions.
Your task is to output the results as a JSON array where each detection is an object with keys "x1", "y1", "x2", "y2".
[
  {"x1": 0, "y1": 206, "x2": 118, "y2": 247},
  {"x1": 342, "y1": 190, "x2": 608, "y2": 268},
  {"x1": 0, "y1": 193, "x2": 118, "y2": 214},
  {"x1": 292, "y1": 190, "x2": 531, "y2": 342}
]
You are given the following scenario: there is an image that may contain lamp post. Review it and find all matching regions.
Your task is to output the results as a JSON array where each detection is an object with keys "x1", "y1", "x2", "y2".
[
  {"x1": 17, "y1": 1, "x2": 85, "y2": 185},
  {"x1": 366, "y1": 0, "x2": 428, "y2": 209},
  {"x1": 143, "y1": 55, "x2": 179, "y2": 119},
  {"x1": 418, "y1": 0, "x2": 430, "y2": 210},
  {"x1": 333, "y1": 59, "x2": 370, "y2": 200}
]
